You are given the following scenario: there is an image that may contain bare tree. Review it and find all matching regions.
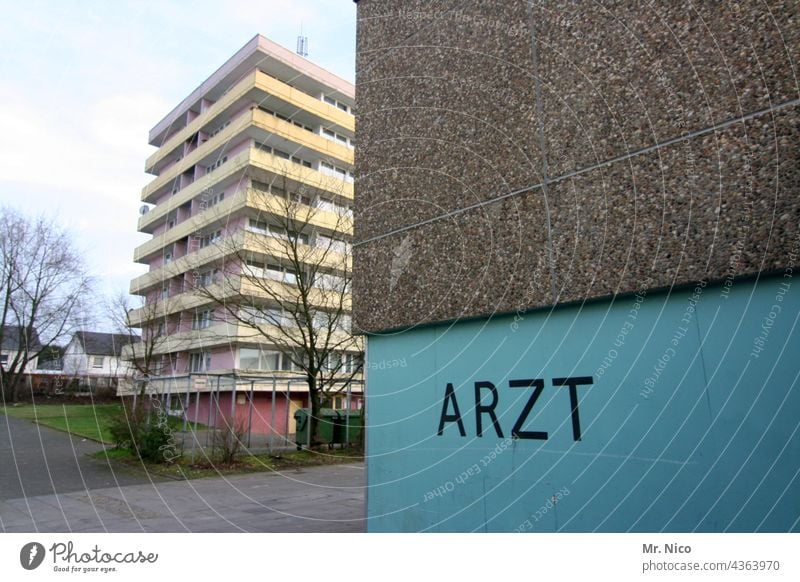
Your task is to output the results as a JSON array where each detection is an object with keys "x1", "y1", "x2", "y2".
[
  {"x1": 0, "y1": 207, "x2": 93, "y2": 402},
  {"x1": 195, "y1": 175, "x2": 363, "y2": 446},
  {"x1": 107, "y1": 291, "x2": 168, "y2": 398},
  {"x1": 106, "y1": 291, "x2": 189, "y2": 463}
]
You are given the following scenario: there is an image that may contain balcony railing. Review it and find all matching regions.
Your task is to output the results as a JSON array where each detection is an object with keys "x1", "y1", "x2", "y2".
[{"x1": 146, "y1": 69, "x2": 355, "y2": 173}]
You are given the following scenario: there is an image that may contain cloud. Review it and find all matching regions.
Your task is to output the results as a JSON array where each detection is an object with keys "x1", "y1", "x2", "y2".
[{"x1": 0, "y1": 93, "x2": 164, "y2": 200}]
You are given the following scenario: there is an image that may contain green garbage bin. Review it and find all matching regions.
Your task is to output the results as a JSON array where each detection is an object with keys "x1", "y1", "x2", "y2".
[
  {"x1": 294, "y1": 408, "x2": 340, "y2": 449},
  {"x1": 332, "y1": 410, "x2": 363, "y2": 446}
]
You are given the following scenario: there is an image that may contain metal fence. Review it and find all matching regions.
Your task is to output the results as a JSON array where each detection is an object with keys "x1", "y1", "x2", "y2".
[{"x1": 119, "y1": 373, "x2": 363, "y2": 460}]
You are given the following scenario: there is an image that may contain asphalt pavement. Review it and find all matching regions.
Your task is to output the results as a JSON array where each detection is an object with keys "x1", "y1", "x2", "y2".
[{"x1": 0, "y1": 414, "x2": 366, "y2": 532}]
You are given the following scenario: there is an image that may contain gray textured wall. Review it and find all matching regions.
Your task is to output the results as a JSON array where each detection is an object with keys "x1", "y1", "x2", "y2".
[{"x1": 353, "y1": 0, "x2": 800, "y2": 333}]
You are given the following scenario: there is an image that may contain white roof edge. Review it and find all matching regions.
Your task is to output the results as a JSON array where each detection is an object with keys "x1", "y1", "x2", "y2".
[
  {"x1": 149, "y1": 34, "x2": 355, "y2": 144},
  {"x1": 256, "y1": 35, "x2": 355, "y2": 98}
]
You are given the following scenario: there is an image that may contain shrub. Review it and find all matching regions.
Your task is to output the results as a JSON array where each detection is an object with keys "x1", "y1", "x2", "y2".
[{"x1": 108, "y1": 397, "x2": 181, "y2": 463}]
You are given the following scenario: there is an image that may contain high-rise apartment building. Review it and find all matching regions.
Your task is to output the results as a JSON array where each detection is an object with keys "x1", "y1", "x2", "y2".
[{"x1": 125, "y1": 35, "x2": 360, "y2": 436}]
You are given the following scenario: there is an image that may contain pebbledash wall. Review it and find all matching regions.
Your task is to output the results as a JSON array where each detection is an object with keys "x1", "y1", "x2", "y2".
[{"x1": 352, "y1": 1, "x2": 800, "y2": 531}]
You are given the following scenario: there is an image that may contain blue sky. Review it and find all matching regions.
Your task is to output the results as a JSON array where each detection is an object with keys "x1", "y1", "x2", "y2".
[{"x1": 0, "y1": 0, "x2": 356, "y2": 312}]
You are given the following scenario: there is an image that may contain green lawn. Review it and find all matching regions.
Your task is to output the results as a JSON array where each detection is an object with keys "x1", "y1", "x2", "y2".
[
  {"x1": 2, "y1": 402, "x2": 205, "y2": 446},
  {"x1": 1, "y1": 403, "x2": 123, "y2": 444},
  {"x1": 89, "y1": 446, "x2": 364, "y2": 480}
]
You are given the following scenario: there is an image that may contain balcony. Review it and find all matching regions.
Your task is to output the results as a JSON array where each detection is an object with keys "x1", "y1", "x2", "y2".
[
  {"x1": 142, "y1": 107, "x2": 354, "y2": 204},
  {"x1": 133, "y1": 188, "x2": 353, "y2": 265},
  {"x1": 129, "y1": 322, "x2": 361, "y2": 357},
  {"x1": 127, "y1": 272, "x2": 352, "y2": 326},
  {"x1": 145, "y1": 70, "x2": 355, "y2": 173},
  {"x1": 251, "y1": 108, "x2": 353, "y2": 165},
  {"x1": 139, "y1": 146, "x2": 354, "y2": 231},
  {"x1": 131, "y1": 226, "x2": 352, "y2": 296},
  {"x1": 126, "y1": 280, "x2": 228, "y2": 326},
  {"x1": 134, "y1": 189, "x2": 246, "y2": 263},
  {"x1": 134, "y1": 323, "x2": 244, "y2": 355}
]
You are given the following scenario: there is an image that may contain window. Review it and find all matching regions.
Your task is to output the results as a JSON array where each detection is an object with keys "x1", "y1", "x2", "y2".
[
  {"x1": 263, "y1": 308, "x2": 284, "y2": 326},
  {"x1": 239, "y1": 348, "x2": 280, "y2": 370},
  {"x1": 279, "y1": 352, "x2": 305, "y2": 371},
  {"x1": 338, "y1": 315, "x2": 352, "y2": 332},
  {"x1": 292, "y1": 120, "x2": 313, "y2": 132},
  {"x1": 322, "y1": 95, "x2": 350, "y2": 113},
  {"x1": 243, "y1": 259, "x2": 265, "y2": 278},
  {"x1": 252, "y1": 180, "x2": 276, "y2": 194},
  {"x1": 316, "y1": 234, "x2": 348, "y2": 253},
  {"x1": 314, "y1": 272, "x2": 346, "y2": 291},
  {"x1": 255, "y1": 143, "x2": 312, "y2": 168},
  {"x1": 197, "y1": 269, "x2": 219, "y2": 287},
  {"x1": 254, "y1": 142, "x2": 273, "y2": 155},
  {"x1": 265, "y1": 264, "x2": 283, "y2": 281},
  {"x1": 319, "y1": 161, "x2": 353, "y2": 183},
  {"x1": 313, "y1": 311, "x2": 330, "y2": 330},
  {"x1": 317, "y1": 196, "x2": 336, "y2": 213},
  {"x1": 161, "y1": 283, "x2": 169, "y2": 300},
  {"x1": 198, "y1": 229, "x2": 222, "y2": 248},
  {"x1": 267, "y1": 224, "x2": 285, "y2": 239},
  {"x1": 203, "y1": 191, "x2": 225, "y2": 208},
  {"x1": 342, "y1": 353, "x2": 362, "y2": 374},
  {"x1": 206, "y1": 156, "x2": 228, "y2": 174},
  {"x1": 252, "y1": 181, "x2": 302, "y2": 201},
  {"x1": 164, "y1": 252, "x2": 173, "y2": 264},
  {"x1": 287, "y1": 191, "x2": 312, "y2": 207},
  {"x1": 316, "y1": 197, "x2": 352, "y2": 217},
  {"x1": 92, "y1": 356, "x2": 104, "y2": 368},
  {"x1": 257, "y1": 105, "x2": 314, "y2": 132},
  {"x1": 208, "y1": 119, "x2": 230, "y2": 138},
  {"x1": 189, "y1": 352, "x2": 212, "y2": 373},
  {"x1": 268, "y1": 225, "x2": 309, "y2": 246},
  {"x1": 324, "y1": 352, "x2": 341, "y2": 371},
  {"x1": 266, "y1": 264, "x2": 297, "y2": 285},
  {"x1": 321, "y1": 128, "x2": 352, "y2": 147},
  {"x1": 192, "y1": 309, "x2": 213, "y2": 330},
  {"x1": 239, "y1": 306, "x2": 284, "y2": 326},
  {"x1": 0, "y1": 354, "x2": 8, "y2": 367},
  {"x1": 248, "y1": 219, "x2": 269, "y2": 235}
]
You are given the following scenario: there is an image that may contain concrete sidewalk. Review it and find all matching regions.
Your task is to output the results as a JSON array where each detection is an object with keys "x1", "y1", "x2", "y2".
[{"x1": 0, "y1": 462, "x2": 366, "y2": 532}]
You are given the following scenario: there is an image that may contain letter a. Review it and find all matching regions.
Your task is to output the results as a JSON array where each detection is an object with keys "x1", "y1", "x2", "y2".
[{"x1": 437, "y1": 383, "x2": 466, "y2": 436}]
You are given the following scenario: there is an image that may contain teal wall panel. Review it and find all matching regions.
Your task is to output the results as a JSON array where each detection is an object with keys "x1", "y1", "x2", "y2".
[{"x1": 365, "y1": 276, "x2": 800, "y2": 532}]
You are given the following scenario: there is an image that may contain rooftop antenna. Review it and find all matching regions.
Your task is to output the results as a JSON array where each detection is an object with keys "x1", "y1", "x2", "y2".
[{"x1": 296, "y1": 23, "x2": 308, "y2": 57}]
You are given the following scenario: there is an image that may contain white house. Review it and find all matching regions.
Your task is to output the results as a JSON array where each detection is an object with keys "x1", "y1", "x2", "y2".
[
  {"x1": 62, "y1": 331, "x2": 138, "y2": 389},
  {"x1": 0, "y1": 325, "x2": 42, "y2": 373}
]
